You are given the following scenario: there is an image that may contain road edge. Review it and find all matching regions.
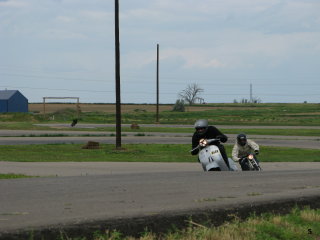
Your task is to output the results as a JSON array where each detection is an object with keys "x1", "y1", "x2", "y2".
[{"x1": 1, "y1": 195, "x2": 320, "y2": 240}]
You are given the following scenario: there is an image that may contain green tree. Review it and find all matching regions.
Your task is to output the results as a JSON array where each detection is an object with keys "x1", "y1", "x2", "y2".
[{"x1": 172, "y1": 99, "x2": 185, "y2": 112}]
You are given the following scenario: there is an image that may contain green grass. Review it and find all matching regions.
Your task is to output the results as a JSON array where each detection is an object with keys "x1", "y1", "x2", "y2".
[
  {"x1": 0, "y1": 173, "x2": 38, "y2": 179},
  {"x1": 1, "y1": 103, "x2": 320, "y2": 126},
  {"x1": 55, "y1": 207, "x2": 320, "y2": 240},
  {"x1": 222, "y1": 128, "x2": 320, "y2": 137},
  {"x1": 0, "y1": 122, "x2": 51, "y2": 130},
  {"x1": 0, "y1": 144, "x2": 319, "y2": 162},
  {"x1": 259, "y1": 146, "x2": 320, "y2": 162},
  {"x1": 119, "y1": 103, "x2": 320, "y2": 126}
]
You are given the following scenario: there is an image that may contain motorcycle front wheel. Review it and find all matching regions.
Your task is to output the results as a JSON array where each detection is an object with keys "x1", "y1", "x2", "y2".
[{"x1": 208, "y1": 168, "x2": 221, "y2": 171}]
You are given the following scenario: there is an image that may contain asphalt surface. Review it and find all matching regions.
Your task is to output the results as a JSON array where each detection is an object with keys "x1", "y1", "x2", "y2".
[
  {"x1": 34, "y1": 123, "x2": 320, "y2": 129},
  {"x1": 1, "y1": 165, "x2": 320, "y2": 236},
  {"x1": 1, "y1": 161, "x2": 320, "y2": 177},
  {"x1": 0, "y1": 130, "x2": 319, "y2": 149}
]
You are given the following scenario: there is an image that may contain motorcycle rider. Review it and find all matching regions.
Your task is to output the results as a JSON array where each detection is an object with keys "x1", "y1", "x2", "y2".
[
  {"x1": 232, "y1": 133, "x2": 260, "y2": 170},
  {"x1": 191, "y1": 119, "x2": 230, "y2": 168}
]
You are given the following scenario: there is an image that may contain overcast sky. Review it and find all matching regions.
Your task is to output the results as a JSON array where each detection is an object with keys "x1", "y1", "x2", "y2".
[{"x1": 0, "y1": 0, "x2": 319, "y2": 103}]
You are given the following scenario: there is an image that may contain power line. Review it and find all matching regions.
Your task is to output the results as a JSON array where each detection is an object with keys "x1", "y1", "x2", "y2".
[
  {"x1": 0, "y1": 72, "x2": 110, "y2": 83},
  {"x1": 0, "y1": 85, "x2": 114, "y2": 93},
  {"x1": 1, "y1": 72, "x2": 319, "y2": 86},
  {"x1": 1, "y1": 85, "x2": 318, "y2": 97}
]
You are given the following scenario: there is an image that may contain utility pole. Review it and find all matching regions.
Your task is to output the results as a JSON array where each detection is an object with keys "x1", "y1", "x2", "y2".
[
  {"x1": 156, "y1": 44, "x2": 159, "y2": 123},
  {"x1": 114, "y1": 0, "x2": 121, "y2": 149},
  {"x1": 250, "y1": 83, "x2": 253, "y2": 103}
]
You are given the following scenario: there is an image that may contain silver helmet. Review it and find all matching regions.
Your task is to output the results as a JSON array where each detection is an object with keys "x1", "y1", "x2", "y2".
[{"x1": 194, "y1": 119, "x2": 208, "y2": 136}]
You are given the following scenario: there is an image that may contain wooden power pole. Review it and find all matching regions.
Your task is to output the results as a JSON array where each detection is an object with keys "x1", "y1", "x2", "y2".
[
  {"x1": 156, "y1": 44, "x2": 159, "y2": 123},
  {"x1": 250, "y1": 83, "x2": 253, "y2": 103},
  {"x1": 115, "y1": 0, "x2": 121, "y2": 149}
]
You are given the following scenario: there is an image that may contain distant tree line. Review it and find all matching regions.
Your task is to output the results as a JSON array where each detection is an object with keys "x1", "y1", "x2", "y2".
[{"x1": 233, "y1": 97, "x2": 262, "y2": 104}]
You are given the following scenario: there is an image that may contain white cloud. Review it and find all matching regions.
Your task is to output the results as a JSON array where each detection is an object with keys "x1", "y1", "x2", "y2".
[
  {"x1": 55, "y1": 16, "x2": 75, "y2": 24},
  {"x1": 122, "y1": 27, "x2": 320, "y2": 70},
  {"x1": 122, "y1": 50, "x2": 155, "y2": 69},
  {"x1": 152, "y1": 0, "x2": 280, "y2": 16},
  {"x1": 204, "y1": 59, "x2": 226, "y2": 68},
  {"x1": 0, "y1": 0, "x2": 27, "y2": 8},
  {"x1": 162, "y1": 48, "x2": 227, "y2": 69},
  {"x1": 123, "y1": 48, "x2": 227, "y2": 69},
  {"x1": 39, "y1": 29, "x2": 87, "y2": 40},
  {"x1": 0, "y1": 0, "x2": 319, "y2": 103},
  {"x1": 80, "y1": 10, "x2": 112, "y2": 21}
]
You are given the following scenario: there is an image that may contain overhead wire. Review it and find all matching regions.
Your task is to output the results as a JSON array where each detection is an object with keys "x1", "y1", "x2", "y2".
[
  {"x1": 0, "y1": 68, "x2": 319, "y2": 99},
  {"x1": 1, "y1": 70, "x2": 319, "y2": 86},
  {"x1": 1, "y1": 85, "x2": 318, "y2": 97}
]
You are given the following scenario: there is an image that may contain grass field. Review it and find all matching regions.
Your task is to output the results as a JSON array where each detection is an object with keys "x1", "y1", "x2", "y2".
[
  {"x1": 1, "y1": 103, "x2": 318, "y2": 126},
  {"x1": 0, "y1": 144, "x2": 319, "y2": 162}
]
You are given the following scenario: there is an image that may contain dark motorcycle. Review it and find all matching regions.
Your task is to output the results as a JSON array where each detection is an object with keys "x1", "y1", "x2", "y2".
[{"x1": 240, "y1": 153, "x2": 262, "y2": 171}]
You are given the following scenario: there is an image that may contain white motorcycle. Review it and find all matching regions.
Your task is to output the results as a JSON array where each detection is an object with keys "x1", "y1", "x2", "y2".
[{"x1": 191, "y1": 138, "x2": 239, "y2": 171}]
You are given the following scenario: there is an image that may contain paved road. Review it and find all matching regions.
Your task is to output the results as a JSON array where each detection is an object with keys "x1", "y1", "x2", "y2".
[
  {"x1": 0, "y1": 134, "x2": 319, "y2": 149},
  {"x1": 1, "y1": 161, "x2": 320, "y2": 177},
  {"x1": 34, "y1": 123, "x2": 320, "y2": 129},
  {"x1": 0, "y1": 171, "x2": 319, "y2": 237},
  {"x1": 1, "y1": 124, "x2": 319, "y2": 149},
  {"x1": 1, "y1": 165, "x2": 320, "y2": 236}
]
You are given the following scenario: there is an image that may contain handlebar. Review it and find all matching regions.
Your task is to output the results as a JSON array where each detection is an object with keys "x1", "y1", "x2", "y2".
[
  {"x1": 206, "y1": 138, "x2": 221, "y2": 145},
  {"x1": 190, "y1": 138, "x2": 220, "y2": 152}
]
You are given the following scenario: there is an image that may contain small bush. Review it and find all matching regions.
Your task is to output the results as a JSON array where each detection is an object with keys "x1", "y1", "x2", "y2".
[{"x1": 172, "y1": 99, "x2": 185, "y2": 112}]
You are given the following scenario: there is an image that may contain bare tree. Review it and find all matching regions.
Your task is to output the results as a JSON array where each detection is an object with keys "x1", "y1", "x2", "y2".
[{"x1": 179, "y1": 83, "x2": 204, "y2": 105}]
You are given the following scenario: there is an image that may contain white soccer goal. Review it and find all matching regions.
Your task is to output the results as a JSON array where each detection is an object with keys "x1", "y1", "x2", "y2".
[{"x1": 42, "y1": 97, "x2": 80, "y2": 117}]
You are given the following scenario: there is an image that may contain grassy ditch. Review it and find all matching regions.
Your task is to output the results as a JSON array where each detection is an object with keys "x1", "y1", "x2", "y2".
[
  {"x1": 0, "y1": 144, "x2": 319, "y2": 162},
  {"x1": 56, "y1": 207, "x2": 320, "y2": 240}
]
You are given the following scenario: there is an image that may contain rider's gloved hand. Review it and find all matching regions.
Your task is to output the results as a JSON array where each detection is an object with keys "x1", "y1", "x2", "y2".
[
  {"x1": 254, "y1": 150, "x2": 259, "y2": 155},
  {"x1": 239, "y1": 157, "x2": 246, "y2": 164},
  {"x1": 216, "y1": 135, "x2": 223, "y2": 142}
]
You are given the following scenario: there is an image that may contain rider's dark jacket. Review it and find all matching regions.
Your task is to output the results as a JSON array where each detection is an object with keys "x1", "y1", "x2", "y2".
[{"x1": 191, "y1": 126, "x2": 228, "y2": 155}]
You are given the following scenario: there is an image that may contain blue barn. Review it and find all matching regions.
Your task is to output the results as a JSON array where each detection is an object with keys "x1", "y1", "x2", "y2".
[{"x1": 0, "y1": 90, "x2": 29, "y2": 113}]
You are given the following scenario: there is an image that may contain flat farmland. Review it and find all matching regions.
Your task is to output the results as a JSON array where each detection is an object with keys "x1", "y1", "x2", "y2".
[
  {"x1": 11, "y1": 103, "x2": 320, "y2": 126},
  {"x1": 30, "y1": 103, "x2": 172, "y2": 113},
  {"x1": 29, "y1": 103, "x2": 263, "y2": 113}
]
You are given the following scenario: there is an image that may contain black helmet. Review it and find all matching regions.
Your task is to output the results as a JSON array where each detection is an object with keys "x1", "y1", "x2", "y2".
[
  {"x1": 194, "y1": 119, "x2": 208, "y2": 136},
  {"x1": 237, "y1": 133, "x2": 247, "y2": 146}
]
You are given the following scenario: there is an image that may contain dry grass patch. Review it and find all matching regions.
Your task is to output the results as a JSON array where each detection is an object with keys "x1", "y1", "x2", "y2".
[{"x1": 300, "y1": 210, "x2": 320, "y2": 222}]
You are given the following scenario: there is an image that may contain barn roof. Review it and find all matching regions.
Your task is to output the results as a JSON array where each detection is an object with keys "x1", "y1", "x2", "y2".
[{"x1": 0, "y1": 90, "x2": 19, "y2": 100}]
